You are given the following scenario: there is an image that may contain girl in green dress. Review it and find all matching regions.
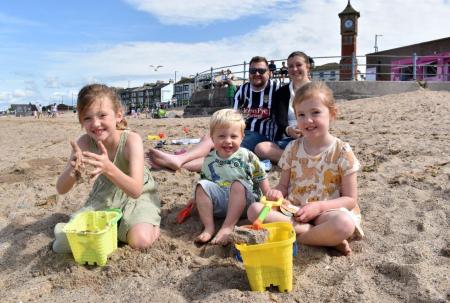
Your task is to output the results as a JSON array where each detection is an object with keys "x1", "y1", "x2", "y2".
[{"x1": 53, "y1": 84, "x2": 161, "y2": 252}]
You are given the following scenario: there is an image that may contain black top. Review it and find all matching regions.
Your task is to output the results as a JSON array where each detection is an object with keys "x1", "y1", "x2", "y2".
[{"x1": 271, "y1": 83, "x2": 291, "y2": 140}]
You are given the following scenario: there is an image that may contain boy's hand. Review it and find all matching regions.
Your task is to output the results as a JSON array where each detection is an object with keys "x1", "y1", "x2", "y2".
[
  {"x1": 265, "y1": 189, "x2": 283, "y2": 201},
  {"x1": 82, "y1": 141, "x2": 112, "y2": 181},
  {"x1": 294, "y1": 202, "x2": 322, "y2": 223}
]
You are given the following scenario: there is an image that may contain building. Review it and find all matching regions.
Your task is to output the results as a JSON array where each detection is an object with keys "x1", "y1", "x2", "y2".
[
  {"x1": 10, "y1": 103, "x2": 36, "y2": 116},
  {"x1": 118, "y1": 81, "x2": 174, "y2": 111},
  {"x1": 174, "y1": 77, "x2": 195, "y2": 105},
  {"x1": 312, "y1": 63, "x2": 340, "y2": 81},
  {"x1": 366, "y1": 37, "x2": 450, "y2": 81},
  {"x1": 338, "y1": 1, "x2": 360, "y2": 81}
]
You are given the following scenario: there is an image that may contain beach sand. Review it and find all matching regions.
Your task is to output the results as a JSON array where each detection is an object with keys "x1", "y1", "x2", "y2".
[{"x1": 0, "y1": 89, "x2": 449, "y2": 302}]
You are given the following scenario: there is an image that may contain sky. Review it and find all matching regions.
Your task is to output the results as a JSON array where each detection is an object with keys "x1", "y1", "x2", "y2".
[{"x1": 0, "y1": 0, "x2": 449, "y2": 110}]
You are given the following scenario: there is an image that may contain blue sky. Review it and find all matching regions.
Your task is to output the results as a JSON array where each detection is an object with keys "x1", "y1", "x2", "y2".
[{"x1": 0, "y1": 0, "x2": 449, "y2": 110}]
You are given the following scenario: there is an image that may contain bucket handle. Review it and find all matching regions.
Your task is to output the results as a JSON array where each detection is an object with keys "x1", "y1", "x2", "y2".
[{"x1": 105, "y1": 208, "x2": 122, "y2": 225}]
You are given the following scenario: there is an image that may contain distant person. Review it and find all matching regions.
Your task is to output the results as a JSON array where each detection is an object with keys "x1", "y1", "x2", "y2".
[
  {"x1": 37, "y1": 104, "x2": 43, "y2": 119},
  {"x1": 53, "y1": 84, "x2": 161, "y2": 252},
  {"x1": 279, "y1": 61, "x2": 288, "y2": 84},
  {"x1": 247, "y1": 81, "x2": 364, "y2": 256},
  {"x1": 193, "y1": 109, "x2": 272, "y2": 245},
  {"x1": 51, "y1": 103, "x2": 58, "y2": 118},
  {"x1": 146, "y1": 56, "x2": 280, "y2": 172},
  {"x1": 268, "y1": 60, "x2": 277, "y2": 78},
  {"x1": 225, "y1": 69, "x2": 236, "y2": 107}
]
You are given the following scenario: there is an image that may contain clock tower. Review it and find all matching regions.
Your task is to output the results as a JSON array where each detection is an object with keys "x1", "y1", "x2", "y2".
[{"x1": 339, "y1": 1, "x2": 360, "y2": 81}]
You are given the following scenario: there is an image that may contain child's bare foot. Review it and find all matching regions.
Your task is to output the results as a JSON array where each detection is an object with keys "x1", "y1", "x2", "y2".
[
  {"x1": 195, "y1": 228, "x2": 215, "y2": 244},
  {"x1": 211, "y1": 227, "x2": 233, "y2": 245},
  {"x1": 333, "y1": 240, "x2": 352, "y2": 256},
  {"x1": 146, "y1": 147, "x2": 183, "y2": 171}
]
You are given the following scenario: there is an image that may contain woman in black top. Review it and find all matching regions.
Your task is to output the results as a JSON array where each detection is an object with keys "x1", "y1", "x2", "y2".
[{"x1": 254, "y1": 51, "x2": 314, "y2": 163}]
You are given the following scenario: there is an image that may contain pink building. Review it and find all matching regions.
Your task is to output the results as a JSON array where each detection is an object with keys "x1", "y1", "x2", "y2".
[{"x1": 391, "y1": 51, "x2": 450, "y2": 81}]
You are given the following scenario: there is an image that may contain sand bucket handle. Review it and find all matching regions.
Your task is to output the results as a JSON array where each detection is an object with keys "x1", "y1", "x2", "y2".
[{"x1": 105, "y1": 208, "x2": 122, "y2": 225}]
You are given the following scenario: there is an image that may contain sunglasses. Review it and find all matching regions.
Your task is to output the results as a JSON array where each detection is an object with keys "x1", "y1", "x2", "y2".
[{"x1": 249, "y1": 67, "x2": 268, "y2": 75}]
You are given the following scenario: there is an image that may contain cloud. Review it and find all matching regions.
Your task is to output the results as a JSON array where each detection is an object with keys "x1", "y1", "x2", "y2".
[
  {"x1": 39, "y1": 0, "x2": 450, "y2": 92},
  {"x1": 124, "y1": 0, "x2": 292, "y2": 25},
  {"x1": 44, "y1": 77, "x2": 61, "y2": 89},
  {"x1": 1, "y1": 0, "x2": 449, "y2": 109}
]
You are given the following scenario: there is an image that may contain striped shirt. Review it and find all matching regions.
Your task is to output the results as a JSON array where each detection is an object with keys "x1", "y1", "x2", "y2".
[{"x1": 233, "y1": 80, "x2": 280, "y2": 141}]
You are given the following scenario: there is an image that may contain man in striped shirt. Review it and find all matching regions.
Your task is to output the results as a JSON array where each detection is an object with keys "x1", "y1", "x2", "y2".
[
  {"x1": 147, "y1": 56, "x2": 280, "y2": 172},
  {"x1": 233, "y1": 56, "x2": 279, "y2": 152}
]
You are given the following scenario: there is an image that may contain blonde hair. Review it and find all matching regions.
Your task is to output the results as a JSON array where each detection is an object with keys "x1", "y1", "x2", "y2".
[
  {"x1": 293, "y1": 81, "x2": 337, "y2": 117},
  {"x1": 209, "y1": 109, "x2": 245, "y2": 136},
  {"x1": 77, "y1": 84, "x2": 128, "y2": 130}
]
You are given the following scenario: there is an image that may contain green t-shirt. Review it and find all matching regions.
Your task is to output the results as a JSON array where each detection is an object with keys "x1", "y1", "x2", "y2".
[{"x1": 200, "y1": 147, "x2": 267, "y2": 199}]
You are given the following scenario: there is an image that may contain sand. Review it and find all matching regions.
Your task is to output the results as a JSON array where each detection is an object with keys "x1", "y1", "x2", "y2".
[{"x1": 0, "y1": 89, "x2": 449, "y2": 302}]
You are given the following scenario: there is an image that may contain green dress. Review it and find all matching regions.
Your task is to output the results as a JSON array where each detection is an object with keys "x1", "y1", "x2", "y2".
[
  {"x1": 85, "y1": 130, "x2": 161, "y2": 242},
  {"x1": 53, "y1": 130, "x2": 160, "y2": 253}
]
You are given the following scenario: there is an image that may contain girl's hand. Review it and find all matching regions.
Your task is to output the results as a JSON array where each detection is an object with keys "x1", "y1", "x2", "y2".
[
  {"x1": 82, "y1": 141, "x2": 112, "y2": 181},
  {"x1": 265, "y1": 189, "x2": 283, "y2": 201},
  {"x1": 69, "y1": 140, "x2": 83, "y2": 171},
  {"x1": 294, "y1": 202, "x2": 322, "y2": 223}
]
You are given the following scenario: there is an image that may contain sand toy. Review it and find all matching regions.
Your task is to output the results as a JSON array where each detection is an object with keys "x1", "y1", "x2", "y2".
[
  {"x1": 63, "y1": 209, "x2": 122, "y2": 266},
  {"x1": 235, "y1": 222, "x2": 296, "y2": 292}
]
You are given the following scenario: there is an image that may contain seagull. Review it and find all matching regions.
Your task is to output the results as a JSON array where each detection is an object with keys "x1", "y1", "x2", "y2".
[{"x1": 149, "y1": 65, "x2": 163, "y2": 71}]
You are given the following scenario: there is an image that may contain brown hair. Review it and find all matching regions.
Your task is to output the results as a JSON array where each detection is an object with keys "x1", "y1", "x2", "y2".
[
  {"x1": 293, "y1": 81, "x2": 337, "y2": 117},
  {"x1": 287, "y1": 51, "x2": 315, "y2": 69},
  {"x1": 77, "y1": 84, "x2": 127, "y2": 130},
  {"x1": 249, "y1": 56, "x2": 269, "y2": 68}
]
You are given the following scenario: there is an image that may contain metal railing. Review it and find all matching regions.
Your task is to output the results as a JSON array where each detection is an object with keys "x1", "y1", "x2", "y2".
[{"x1": 193, "y1": 53, "x2": 450, "y2": 90}]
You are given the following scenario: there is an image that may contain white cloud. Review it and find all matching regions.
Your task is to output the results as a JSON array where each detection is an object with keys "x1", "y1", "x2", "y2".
[
  {"x1": 1, "y1": 0, "x2": 449, "y2": 110},
  {"x1": 124, "y1": 0, "x2": 292, "y2": 25},
  {"x1": 53, "y1": 0, "x2": 450, "y2": 85}
]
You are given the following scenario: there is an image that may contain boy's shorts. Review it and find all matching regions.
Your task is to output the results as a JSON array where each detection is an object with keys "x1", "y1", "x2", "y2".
[{"x1": 196, "y1": 180, "x2": 257, "y2": 218}]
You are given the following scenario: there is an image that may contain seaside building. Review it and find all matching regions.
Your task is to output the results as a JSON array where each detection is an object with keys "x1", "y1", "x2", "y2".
[
  {"x1": 118, "y1": 81, "x2": 174, "y2": 111},
  {"x1": 311, "y1": 63, "x2": 340, "y2": 81},
  {"x1": 174, "y1": 77, "x2": 195, "y2": 105},
  {"x1": 366, "y1": 37, "x2": 450, "y2": 81},
  {"x1": 10, "y1": 103, "x2": 36, "y2": 117}
]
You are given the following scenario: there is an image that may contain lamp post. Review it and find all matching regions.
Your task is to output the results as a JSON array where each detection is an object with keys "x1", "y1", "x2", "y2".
[
  {"x1": 174, "y1": 71, "x2": 180, "y2": 84},
  {"x1": 374, "y1": 34, "x2": 383, "y2": 52}
]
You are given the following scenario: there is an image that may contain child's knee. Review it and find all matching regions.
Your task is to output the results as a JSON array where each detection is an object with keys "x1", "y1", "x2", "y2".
[
  {"x1": 335, "y1": 214, "x2": 355, "y2": 238},
  {"x1": 127, "y1": 224, "x2": 159, "y2": 249},
  {"x1": 230, "y1": 181, "x2": 245, "y2": 193},
  {"x1": 247, "y1": 202, "x2": 263, "y2": 221}
]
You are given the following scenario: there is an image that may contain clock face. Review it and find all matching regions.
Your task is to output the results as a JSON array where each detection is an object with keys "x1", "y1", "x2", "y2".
[{"x1": 344, "y1": 19, "x2": 354, "y2": 29}]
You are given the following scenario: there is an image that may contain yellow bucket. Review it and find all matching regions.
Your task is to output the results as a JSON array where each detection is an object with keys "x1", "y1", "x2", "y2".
[
  {"x1": 235, "y1": 222, "x2": 296, "y2": 292},
  {"x1": 63, "y1": 209, "x2": 122, "y2": 266}
]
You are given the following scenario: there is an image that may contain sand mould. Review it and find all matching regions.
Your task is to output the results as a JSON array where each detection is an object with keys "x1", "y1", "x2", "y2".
[{"x1": 0, "y1": 90, "x2": 449, "y2": 302}]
